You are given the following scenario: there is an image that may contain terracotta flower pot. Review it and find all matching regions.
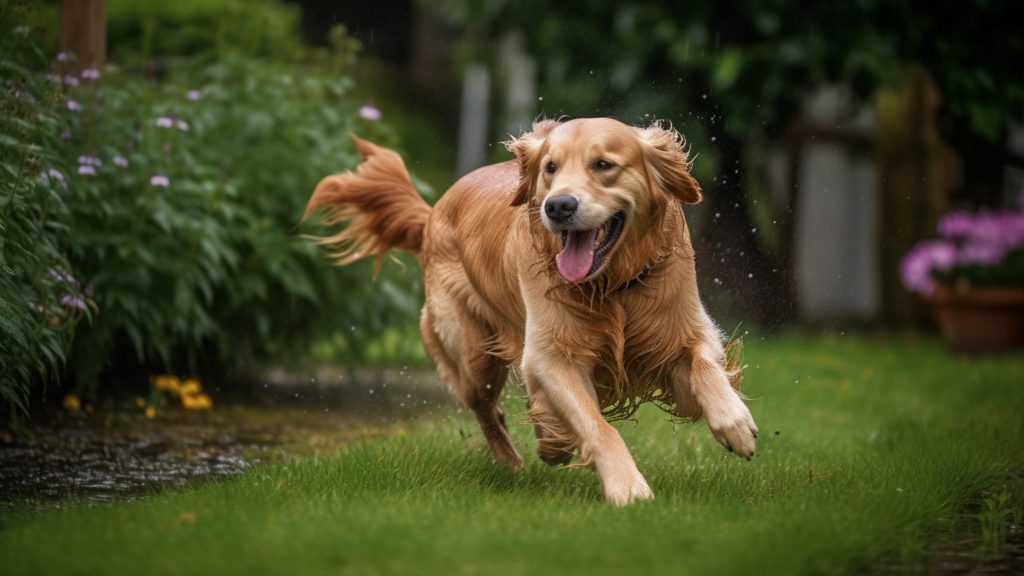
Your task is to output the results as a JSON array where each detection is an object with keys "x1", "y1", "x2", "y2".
[{"x1": 930, "y1": 285, "x2": 1024, "y2": 353}]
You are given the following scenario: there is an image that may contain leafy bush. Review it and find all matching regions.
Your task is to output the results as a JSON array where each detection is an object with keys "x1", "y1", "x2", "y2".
[
  {"x1": 1, "y1": 5, "x2": 428, "y2": 413},
  {"x1": 58, "y1": 45, "x2": 428, "y2": 395},
  {"x1": 0, "y1": 24, "x2": 92, "y2": 420}
]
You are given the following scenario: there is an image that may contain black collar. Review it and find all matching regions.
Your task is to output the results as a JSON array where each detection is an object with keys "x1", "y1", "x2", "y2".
[{"x1": 618, "y1": 263, "x2": 654, "y2": 292}]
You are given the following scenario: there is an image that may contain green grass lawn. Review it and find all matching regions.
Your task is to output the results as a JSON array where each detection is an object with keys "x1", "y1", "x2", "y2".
[{"x1": 2, "y1": 333, "x2": 1022, "y2": 575}]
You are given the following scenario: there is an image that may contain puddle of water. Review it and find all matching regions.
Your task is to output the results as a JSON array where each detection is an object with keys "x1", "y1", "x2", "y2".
[
  {"x1": 879, "y1": 527, "x2": 1024, "y2": 575},
  {"x1": 0, "y1": 368, "x2": 453, "y2": 506}
]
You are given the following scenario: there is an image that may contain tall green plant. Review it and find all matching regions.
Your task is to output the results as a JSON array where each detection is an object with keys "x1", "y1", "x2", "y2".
[
  {"x1": 56, "y1": 37, "x2": 423, "y2": 394},
  {"x1": 0, "y1": 21, "x2": 92, "y2": 420},
  {"x1": 2, "y1": 2, "x2": 427, "y2": 414}
]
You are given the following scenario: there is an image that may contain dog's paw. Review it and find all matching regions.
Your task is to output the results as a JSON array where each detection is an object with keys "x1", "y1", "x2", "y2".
[
  {"x1": 705, "y1": 394, "x2": 758, "y2": 460},
  {"x1": 602, "y1": 469, "x2": 655, "y2": 507}
]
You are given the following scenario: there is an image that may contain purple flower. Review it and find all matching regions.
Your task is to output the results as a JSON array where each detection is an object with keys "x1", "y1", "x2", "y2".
[
  {"x1": 60, "y1": 294, "x2": 87, "y2": 311},
  {"x1": 41, "y1": 171, "x2": 68, "y2": 189},
  {"x1": 900, "y1": 240, "x2": 956, "y2": 295},
  {"x1": 359, "y1": 104, "x2": 381, "y2": 121},
  {"x1": 186, "y1": 90, "x2": 202, "y2": 102},
  {"x1": 67, "y1": 100, "x2": 81, "y2": 112},
  {"x1": 78, "y1": 155, "x2": 102, "y2": 166},
  {"x1": 175, "y1": 120, "x2": 189, "y2": 132},
  {"x1": 49, "y1": 269, "x2": 78, "y2": 287},
  {"x1": 957, "y1": 241, "x2": 1006, "y2": 266},
  {"x1": 155, "y1": 117, "x2": 174, "y2": 128},
  {"x1": 113, "y1": 155, "x2": 129, "y2": 167},
  {"x1": 150, "y1": 174, "x2": 170, "y2": 187},
  {"x1": 57, "y1": 52, "x2": 69, "y2": 62},
  {"x1": 80, "y1": 68, "x2": 101, "y2": 80},
  {"x1": 63, "y1": 75, "x2": 79, "y2": 87},
  {"x1": 78, "y1": 165, "x2": 96, "y2": 176},
  {"x1": 937, "y1": 211, "x2": 974, "y2": 238},
  {"x1": 41, "y1": 168, "x2": 66, "y2": 187}
]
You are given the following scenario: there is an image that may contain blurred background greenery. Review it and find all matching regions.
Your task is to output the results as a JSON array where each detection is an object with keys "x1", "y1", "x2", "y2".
[{"x1": 1, "y1": 0, "x2": 1022, "y2": 421}]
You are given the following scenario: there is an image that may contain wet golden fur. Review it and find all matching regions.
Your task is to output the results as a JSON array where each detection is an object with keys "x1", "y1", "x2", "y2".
[{"x1": 304, "y1": 118, "x2": 758, "y2": 506}]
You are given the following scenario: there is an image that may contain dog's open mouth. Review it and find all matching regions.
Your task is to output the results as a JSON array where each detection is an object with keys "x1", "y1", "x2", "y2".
[{"x1": 555, "y1": 212, "x2": 626, "y2": 283}]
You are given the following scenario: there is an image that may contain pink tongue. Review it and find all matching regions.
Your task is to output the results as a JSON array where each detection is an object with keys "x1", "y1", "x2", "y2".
[{"x1": 555, "y1": 230, "x2": 596, "y2": 283}]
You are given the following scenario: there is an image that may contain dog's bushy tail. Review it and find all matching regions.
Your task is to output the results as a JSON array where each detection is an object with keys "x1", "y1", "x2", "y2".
[{"x1": 303, "y1": 136, "x2": 430, "y2": 269}]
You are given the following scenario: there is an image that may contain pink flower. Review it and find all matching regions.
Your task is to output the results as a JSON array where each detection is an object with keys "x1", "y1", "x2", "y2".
[
  {"x1": 150, "y1": 175, "x2": 170, "y2": 187},
  {"x1": 359, "y1": 104, "x2": 381, "y2": 121},
  {"x1": 57, "y1": 52, "x2": 70, "y2": 62},
  {"x1": 78, "y1": 165, "x2": 96, "y2": 176},
  {"x1": 186, "y1": 90, "x2": 202, "y2": 102},
  {"x1": 175, "y1": 120, "x2": 189, "y2": 132},
  {"x1": 67, "y1": 100, "x2": 81, "y2": 112},
  {"x1": 63, "y1": 75, "x2": 79, "y2": 87},
  {"x1": 155, "y1": 117, "x2": 174, "y2": 128},
  {"x1": 81, "y1": 68, "x2": 101, "y2": 80},
  {"x1": 900, "y1": 240, "x2": 956, "y2": 295},
  {"x1": 113, "y1": 155, "x2": 129, "y2": 167}
]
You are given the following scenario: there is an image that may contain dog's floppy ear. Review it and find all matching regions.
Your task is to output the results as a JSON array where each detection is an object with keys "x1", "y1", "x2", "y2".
[
  {"x1": 636, "y1": 123, "x2": 702, "y2": 204},
  {"x1": 504, "y1": 119, "x2": 559, "y2": 206}
]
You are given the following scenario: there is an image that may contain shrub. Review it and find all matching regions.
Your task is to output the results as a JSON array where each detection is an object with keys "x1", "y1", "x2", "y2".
[
  {"x1": 1, "y1": 7, "x2": 428, "y2": 413},
  {"x1": 58, "y1": 42, "x2": 428, "y2": 395}
]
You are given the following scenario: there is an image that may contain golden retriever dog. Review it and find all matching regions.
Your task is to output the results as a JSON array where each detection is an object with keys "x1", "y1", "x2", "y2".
[{"x1": 304, "y1": 117, "x2": 757, "y2": 505}]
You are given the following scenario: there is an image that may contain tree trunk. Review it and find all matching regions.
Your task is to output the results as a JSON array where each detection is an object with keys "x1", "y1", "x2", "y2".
[{"x1": 59, "y1": 0, "x2": 106, "y2": 73}]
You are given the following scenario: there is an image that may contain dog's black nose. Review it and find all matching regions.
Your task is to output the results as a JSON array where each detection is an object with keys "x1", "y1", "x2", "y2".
[{"x1": 544, "y1": 195, "x2": 578, "y2": 223}]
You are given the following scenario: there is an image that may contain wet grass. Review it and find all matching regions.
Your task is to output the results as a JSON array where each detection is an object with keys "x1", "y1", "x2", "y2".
[{"x1": 1, "y1": 333, "x2": 1023, "y2": 575}]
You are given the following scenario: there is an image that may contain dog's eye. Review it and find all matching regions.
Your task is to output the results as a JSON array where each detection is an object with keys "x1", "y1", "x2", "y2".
[
  {"x1": 594, "y1": 159, "x2": 615, "y2": 171},
  {"x1": 545, "y1": 161, "x2": 557, "y2": 174}
]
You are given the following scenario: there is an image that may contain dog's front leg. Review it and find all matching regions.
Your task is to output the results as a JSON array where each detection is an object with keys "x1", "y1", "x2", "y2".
[
  {"x1": 521, "y1": 345, "x2": 653, "y2": 506},
  {"x1": 674, "y1": 336, "x2": 758, "y2": 459}
]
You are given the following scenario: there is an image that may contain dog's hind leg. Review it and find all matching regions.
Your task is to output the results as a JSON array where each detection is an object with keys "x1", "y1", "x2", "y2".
[
  {"x1": 420, "y1": 304, "x2": 523, "y2": 470},
  {"x1": 526, "y1": 388, "x2": 575, "y2": 466}
]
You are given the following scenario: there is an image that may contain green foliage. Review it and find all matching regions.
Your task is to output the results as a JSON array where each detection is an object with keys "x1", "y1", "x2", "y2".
[
  {"x1": 106, "y1": 0, "x2": 306, "y2": 62},
  {"x1": 0, "y1": 2, "x2": 427, "y2": 412},
  {"x1": 441, "y1": 0, "x2": 1024, "y2": 151},
  {"x1": 20, "y1": 0, "x2": 308, "y2": 62},
  {"x1": 56, "y1": 44, "x2": 425, "y2": 393},
  {"x1": 0, "y1": 21, "x2": 92, "y2": 420}
]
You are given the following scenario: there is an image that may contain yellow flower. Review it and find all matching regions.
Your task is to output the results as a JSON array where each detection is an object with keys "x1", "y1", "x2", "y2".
[
  {"x1": 153, "y1": 375, "x2": 182, "y2": 393},
  {"x1": 62, "y1": 394, "x2": 81, "y2": 411},
  {"x1": 181, "y1": 392, "x2": 212, "y2": 411},
  {"x1": 145, "y1": 406, "x2": 156, "y2": 419},
  {"x1": 179, "y1": 378, "x2": 202, "y2": 397}
]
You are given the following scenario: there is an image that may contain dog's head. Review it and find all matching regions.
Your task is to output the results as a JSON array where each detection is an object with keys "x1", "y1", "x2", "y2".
[{"x1": 506, "y1": 118, "x2": 701, "y2": 284}]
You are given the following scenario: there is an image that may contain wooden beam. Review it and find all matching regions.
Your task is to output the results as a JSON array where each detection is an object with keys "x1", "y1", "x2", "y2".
[{"x1": 59, "y1": 0, "x2": 107, "y2": 72}]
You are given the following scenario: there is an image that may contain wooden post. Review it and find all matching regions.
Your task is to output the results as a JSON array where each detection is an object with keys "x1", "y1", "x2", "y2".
[
  {"x1": 875, "y1": 68, "x2": 954, "y2": 325},
  {"x1": 59, "y1": 0, "x2": 107, "y2": 72}
]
